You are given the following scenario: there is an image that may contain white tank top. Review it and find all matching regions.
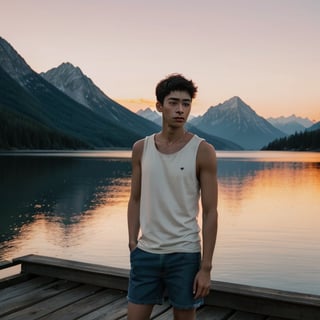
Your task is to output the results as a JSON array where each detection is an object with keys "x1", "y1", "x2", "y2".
[{"x1": 137, "y1": 133, "x2": 204, "y2": 253}]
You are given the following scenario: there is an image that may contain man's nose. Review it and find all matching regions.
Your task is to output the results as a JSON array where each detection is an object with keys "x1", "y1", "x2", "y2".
[{"x1": 176, "y1": 103, "x2": 184, "y2": 113}]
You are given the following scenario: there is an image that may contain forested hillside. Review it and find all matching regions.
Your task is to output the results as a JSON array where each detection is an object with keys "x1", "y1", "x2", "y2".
[
  {"x1": 0, "y1": 106, "x2": 89, "y2": 149},
  {"x1": 262, "y1": 129, "x2": 320, "y2": 151}
]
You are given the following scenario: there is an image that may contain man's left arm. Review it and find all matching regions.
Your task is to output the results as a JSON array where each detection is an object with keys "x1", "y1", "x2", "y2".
[{"x1": 193, "y1": 141, "x2": 218, "y2": 299}]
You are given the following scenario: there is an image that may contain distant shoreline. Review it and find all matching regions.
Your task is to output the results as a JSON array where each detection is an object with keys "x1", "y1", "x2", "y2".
[
  {"x1": 0, "y1": 149, "x2": 133, "y2": 159},
  {"x1": 0, "y1": 148, "x2": 131, "y2": 153},
  {"x1": 1, "y1": 148, "x2": 319, "y2": 154}
]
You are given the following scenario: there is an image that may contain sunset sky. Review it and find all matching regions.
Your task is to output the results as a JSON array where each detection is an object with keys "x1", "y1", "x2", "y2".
[{"x1": 1, "y1": 0, "x2": 319, "y2": 121}]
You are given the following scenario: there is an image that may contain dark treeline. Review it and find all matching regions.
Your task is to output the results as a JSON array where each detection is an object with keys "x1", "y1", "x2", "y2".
[
  {"x1": 0, "y1": 106, "x2": 90, "y2": 150},
  {"x1": 262, "y1": 129, "x2": 320, "y2": 151}
]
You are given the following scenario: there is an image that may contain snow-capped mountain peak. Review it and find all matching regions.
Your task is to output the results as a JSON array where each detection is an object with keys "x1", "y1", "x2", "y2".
[
  {"x1": 267, "y1": 114, "x2": 314, "y2": 135},
  {"x1": 0, "y1": 37, "x2": 34, "y2": 84},
  {"x1": 190, "y1": 96, "x2": 285, "y2": 149},
  {"x1": 267, "y1": 114, "x2": 313, "y2": 127},
  {"x1": 41, "y1": 62, "x2": 160, "y2": 135},
  {"x1": 137, "y1": 108, "x2": 162, "y2": 125}
]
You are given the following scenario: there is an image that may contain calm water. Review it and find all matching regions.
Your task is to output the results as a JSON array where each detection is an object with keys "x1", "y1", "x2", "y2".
[{"x1": 0, "y1": 151, "x2": 319, "y2": 295}]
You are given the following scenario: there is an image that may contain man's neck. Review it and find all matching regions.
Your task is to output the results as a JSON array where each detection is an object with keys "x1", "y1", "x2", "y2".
[
  {"x1": 154, "y1": 129, "x2": 193, "y2": 154},
  {"x1": 160, "y1": 127, "x2": 186, "y2": 143}
]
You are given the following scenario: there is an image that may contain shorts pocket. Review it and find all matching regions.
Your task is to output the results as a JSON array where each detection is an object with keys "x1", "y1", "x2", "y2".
[
  {"x1": 130, "y1": 247, "x2": 141, "y2": 260},
  {"x1": 182, "y1": 252, "x2": 201, "y2": 265}
]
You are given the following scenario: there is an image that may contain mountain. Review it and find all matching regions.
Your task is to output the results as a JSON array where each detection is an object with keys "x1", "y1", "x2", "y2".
[
  {"x1": 0, "y1": 65, "x2": 89, "y2": 149},
  {"x1": 0, "y1": 37, "x2": 240, "y2": 150},
  {"x1": 0, "y1": 37, "x2": 31, "y2": 86},
  {"x1": 41, "y1": 63, "x2": 159, "y2": 137},
  {"x1": 262, "y1": 128, "x2": 320, "y2": 151},
  {"x1": 40, "y1": 63, "x2": 244, "y2": 150},
  {"x1": 0, "y1": 37, "x2": 150, "y2": 148},
  {"x1": 190, "y1": 96, "x2": 285, "y2": 149},
  {"x1": 41, "y1": 63, "x2": 239, "y2": 150},
  {"x1": 137, "y1": 107, "x2": 196, "y2": 125},
  {"x1": 267, "y1": 115, "x2": 314, "y2": 135},
  {"x1": 136, "y1": 108, "x2": 242, "y2": 150},
  {"x1": 185, "y1": 123, "x2": 243, "y2": 150},
  {"x1": 307, "y1": 121, "x2": 320, "y2": 132},
  {"x1": 137, "y1": 108, "x2": 162, "y2": 126}
]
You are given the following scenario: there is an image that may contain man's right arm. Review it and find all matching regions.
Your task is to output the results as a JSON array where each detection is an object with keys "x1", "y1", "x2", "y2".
[{"x1": 127, "y1": 139, "x2": 144, "y2": 251}]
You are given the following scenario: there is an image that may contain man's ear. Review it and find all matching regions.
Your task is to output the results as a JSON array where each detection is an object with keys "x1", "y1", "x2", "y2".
[{"x1": 156, "y1": 101, "x2": 163, "y2": 112}]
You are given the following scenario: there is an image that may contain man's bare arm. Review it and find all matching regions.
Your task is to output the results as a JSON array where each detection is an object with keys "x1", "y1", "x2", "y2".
[
  {"x1": 193, "y1": 141, "x2": 218, "y2": 298},
  {"x1": 127, "y1": 140, "x2": 144, "y2": 251}
]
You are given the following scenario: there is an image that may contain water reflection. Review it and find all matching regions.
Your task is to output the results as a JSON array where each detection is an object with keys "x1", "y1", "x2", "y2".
[
  {"x1": 215, "y1": 157, "x2": 320, "y2": 294},
  {"x1": 217, "y1": 160, "x2": 320, "y2": 214},
  {"x1": 0, "y1": 156, "x2": 131, "y2": 247},
  {"x1": 0, "y1": 151, "x2": 319, "y2": 294}
]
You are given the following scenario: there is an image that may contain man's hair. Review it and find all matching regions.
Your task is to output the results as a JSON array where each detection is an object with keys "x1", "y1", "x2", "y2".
[{"x1": 155, "y1": 74, "x2": 198, "y2": 104}]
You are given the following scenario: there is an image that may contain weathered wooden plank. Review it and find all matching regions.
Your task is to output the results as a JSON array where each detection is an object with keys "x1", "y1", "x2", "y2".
[
  {"x1": 0, "y1": 276, "x2": 56, "y2": 302},
  {"x1": 41, "y1": 288, "x2": 126, "y2": 320},
  {"x1": 14, "y1": 254, "x2": 129, "y2": 278},
  {"x1": 211, "y1": 281, "x2": 320, "y2": 307},
  {"x1": 0, "y1": 273, "x2": 31, "y2": 290},
  {"x1": 9, "y1": 255, "x2": 320, "y2": 320},
  {"x1": 205, "y1": 284, "x2": 320, "y2": 320},
  {"x1": 77, "y1": 296, "x2": 128, "y2": 320},
  {"x1": 228, "y1": 311, "x2": 267, "y2": 320},
  {"x1": 0, "y1": 279, "x2": 79, "y2": 317},
  {"x1": 14, "y1": 255, "x2": 129, "y2": 291},
  {"x1": 196, "y1": 305, "x2": 234, "y2": 319},
  {"x1": 2, "y1": 284, "x2": 102, "y2": 320}
]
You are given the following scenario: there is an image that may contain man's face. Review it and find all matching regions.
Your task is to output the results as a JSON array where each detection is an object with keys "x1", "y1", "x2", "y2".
[{"x1": 156, "y1": 91, "x2": 192, "y2": 127}]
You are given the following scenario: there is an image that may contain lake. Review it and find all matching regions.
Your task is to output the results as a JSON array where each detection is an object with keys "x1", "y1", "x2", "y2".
[{"x1": 0, "y1": 150, "x2": 319, "y2": 295}]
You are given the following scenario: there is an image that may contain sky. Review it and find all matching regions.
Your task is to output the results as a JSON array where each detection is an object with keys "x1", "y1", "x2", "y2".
[{"x1": 1, "y1": 0, "x2": 319, "y2": 121}]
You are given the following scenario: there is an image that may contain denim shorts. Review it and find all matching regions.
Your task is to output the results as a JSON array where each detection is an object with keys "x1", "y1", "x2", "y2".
[{"x1": 127, "y1": 247, "x2": 203, "y2": 309}]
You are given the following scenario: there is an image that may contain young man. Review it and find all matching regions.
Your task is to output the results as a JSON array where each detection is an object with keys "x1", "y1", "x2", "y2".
[{"x1": 127, "y1": 74, "x2": 218, "y2": 320}]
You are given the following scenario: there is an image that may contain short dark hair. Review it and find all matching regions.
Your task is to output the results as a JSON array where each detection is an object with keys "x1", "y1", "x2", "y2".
[{"x1": 155, "y1": 74, "x2": 198, "y2": 105}]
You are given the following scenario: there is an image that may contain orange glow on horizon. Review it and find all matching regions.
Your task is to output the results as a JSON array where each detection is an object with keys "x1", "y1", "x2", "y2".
[
  {"x1": 1, "y1": 1, "x2": 319, "y2": 122},
  {"x1": 116, "y1": 96, "x2": 319, "y2": 120},
  {"x1": 218, "y1": 161, "x2": 320, "y2": 224},
  {"x1": 115, "y1": 98, "x2": 156, "y2": 113}
]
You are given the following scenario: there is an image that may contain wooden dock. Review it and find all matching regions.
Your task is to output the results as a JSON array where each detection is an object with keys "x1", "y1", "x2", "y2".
[{"x1": 0, "y1": 254, "x2": 319, "y2": 319}]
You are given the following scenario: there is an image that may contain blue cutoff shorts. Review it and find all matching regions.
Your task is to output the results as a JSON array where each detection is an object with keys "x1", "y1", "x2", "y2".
[{"x1": 127, "y1": 247, "x2": 204, "y2": 309}]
